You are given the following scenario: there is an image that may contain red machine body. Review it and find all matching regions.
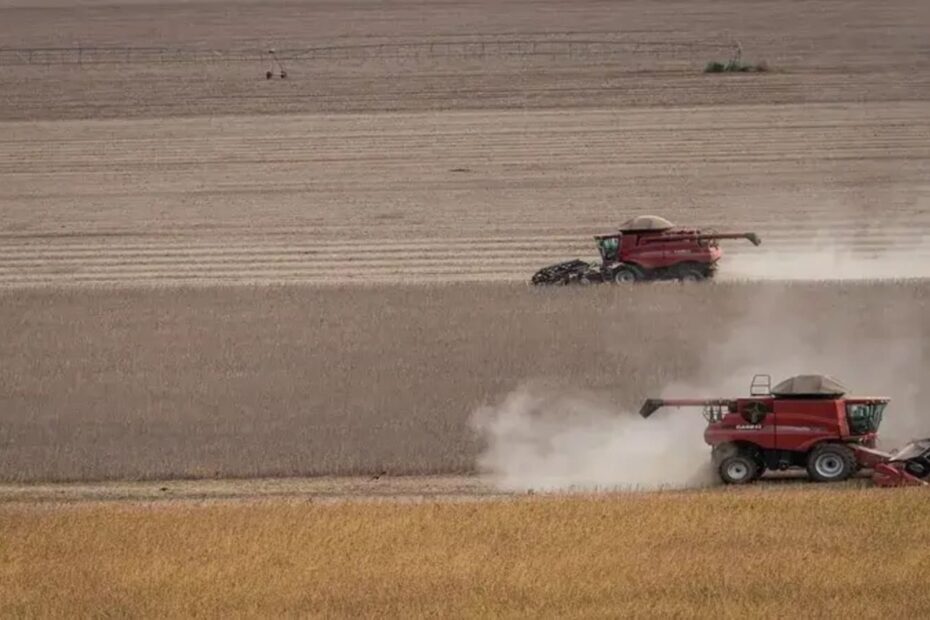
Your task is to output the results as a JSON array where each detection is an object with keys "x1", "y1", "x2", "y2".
[
  {"x1": 703, "y1": 395, "x2": 880, "y2": 452},
  {"x1": 531, "y1": 215, "x2": 761, "y2": 285},
  {"x1": 594, "y1": 229, "x2": 758, "y2": 281},
  {"x1": 639, "y1": 374, "x2": 929, "y2": 486}
]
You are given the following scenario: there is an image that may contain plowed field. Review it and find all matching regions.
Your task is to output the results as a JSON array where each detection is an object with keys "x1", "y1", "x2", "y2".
[
  {"x1": 1, "y1": 0, "x2": 929, "y2": 287},
  {"x1": 2, "y1": 103, "x2": 928, "y2": 286},
  {"x1": 0, "y1": 0, "x2": 929, "y2": 486}
]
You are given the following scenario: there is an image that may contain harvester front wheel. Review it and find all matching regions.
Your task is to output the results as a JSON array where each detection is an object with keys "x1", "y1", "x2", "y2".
[
  {"x1": 612, "y1": 267, "x2": 638, "y2": 284},
  {"x1": 718, "y1": 454, "x2": 759, "y2": 485},
  {"x1": 806, "y1": 443, "x2": 857, "y2": 483}
]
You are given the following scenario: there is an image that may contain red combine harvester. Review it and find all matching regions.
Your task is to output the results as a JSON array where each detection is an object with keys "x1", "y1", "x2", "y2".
[
  {"x1": 639, "y1": 374, "x2": 930, "y2": 486},
  {"x1": 531, "y1": 215, "x2": 761, "y2": 285}
]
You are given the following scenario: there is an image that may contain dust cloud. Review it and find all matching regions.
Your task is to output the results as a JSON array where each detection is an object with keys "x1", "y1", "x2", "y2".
[
  {"x1": 718, "y1": 223, "x2": 930, "y2": 281},
  {"x1": 674, "y1": 283, "x2": 929, "y2": 448},
  {"x1": 719, "y1": 246, "x2": 930, "y2": 281},
  {"x1": 470, "y1": 386, "x2": 715, "y2": 492},
  {"x1": 473, "y1": 275, "x2": 928, "y2": 492}
]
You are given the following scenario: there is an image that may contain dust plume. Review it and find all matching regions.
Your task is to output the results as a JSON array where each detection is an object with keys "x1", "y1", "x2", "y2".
[
  {"x1": 718, "y1": 221, "x2": 930, "y2": 281},
  {"x1": 719, "y1": 245, "x2": 930, "y2": 281},
  {"x1": 674, "y1": 283, "x2": 929, "y2": 448},
  {"x1": 473, "y1": 280, "x2": 928, "y2": 492},
  {"x1": 471, "y1": 385, "x2": 715, "y2": 492}
]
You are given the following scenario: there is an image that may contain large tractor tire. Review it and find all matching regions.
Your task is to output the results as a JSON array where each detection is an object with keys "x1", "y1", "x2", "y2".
[
  {"x1": 806, "y1": 443, "x2": 857, "y2": 482},
  {"x1": 611, "y1": 266, "x2": 639, "y2": 284},
  {"x1": 717, "y1": 453, "x2": 759, "y2": 485},
  {"x1": 678, "y1": 267, "x2": 706, "y2": 282},
  {"x1": 673, "y1": 262, "x2": 708, "y2": 282}
]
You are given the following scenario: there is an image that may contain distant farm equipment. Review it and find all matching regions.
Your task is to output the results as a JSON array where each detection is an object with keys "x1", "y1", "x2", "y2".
[
  {"x1": 265, "y1": 49, "x2": 288, "y2": 79},
  {"x1": 640, "y1": 374, "x2": 929, "y2": 487},
  {"x1": 531, "y1": 215, "x2": 761, "y2": 285}
]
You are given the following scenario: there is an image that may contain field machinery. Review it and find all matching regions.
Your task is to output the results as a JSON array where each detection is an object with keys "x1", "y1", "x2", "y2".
[
  {"x1": 639, "y1": 374, "x2": 930, "y2": 486},
  {"x1": 531, "y1": 215, "x2": 761, "y2": 285}
]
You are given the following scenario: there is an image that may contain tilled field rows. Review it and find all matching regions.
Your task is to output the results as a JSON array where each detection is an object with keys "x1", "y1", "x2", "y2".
[
  {"x1": 1, "y1": 234, "x2": 929, "y2": 286},
  {"x1": 0, "y1": 237, "x2": 593, "y2": 285},
  {"x1": 3, "y1": 65, "x2": 929, "y2": 122},
  {"x1": 1, "y1": 0, "x2": 927, "y2": 120},
  {"x1": 2, "y1": 103, "x2": 928, "y2": 286}
]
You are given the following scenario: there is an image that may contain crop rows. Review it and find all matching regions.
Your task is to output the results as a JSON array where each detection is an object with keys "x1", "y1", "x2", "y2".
[
  {"x1": 2, "y1": 104, "x2": 927, "y2": 287},
  {"x1": 2, "y1": 0, "x2": 927, "y2": 120},
  {"x1": 1, "y1": 281, "x2": 927, "y2": 482}
]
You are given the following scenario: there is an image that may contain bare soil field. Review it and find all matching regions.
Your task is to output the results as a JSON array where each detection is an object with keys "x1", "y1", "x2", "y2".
[
  {"x1": 2, "y1": 489, "x2": 929, "y2": 617},
  {"x1": 1, "y1": 0, "x2": 928, "y2": 120},
  {"x1": 0, "y1": 0, "x2": 928, "y2": 485},
  {"x1": 0, "y1": 475, "x2": 506, "y2": 504},
  {"x1": 2, "y1": 104, "x2": 928, "y2": 286},
  {"x1": 1, "y1": 281, "x2": 927, "y2": 482},
  {"x1": 0, "y1": 472, "x2": 873, "y2": 504},
  {"x1": 1, "y1": 0, "x2": 929, "y2": 287}
]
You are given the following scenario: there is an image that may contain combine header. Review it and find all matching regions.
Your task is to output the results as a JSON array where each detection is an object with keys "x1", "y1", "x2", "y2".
[
  {"x1": 532, "y1": 215, "x2": 760, "y2": 285},
  {"x1": 640, "y1": 374, "x2": 929, "y2": 486}
]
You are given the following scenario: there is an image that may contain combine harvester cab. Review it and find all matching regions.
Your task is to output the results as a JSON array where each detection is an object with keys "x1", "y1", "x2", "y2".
[
  {"x1": 639, "y1": 374, "x2": 929, "y2": 486},
  {"x1": 531, "y1": 215, "x2": 761, "y2": 285}
]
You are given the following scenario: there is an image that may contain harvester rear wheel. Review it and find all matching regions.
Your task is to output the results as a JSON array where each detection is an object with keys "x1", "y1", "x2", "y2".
[
  {"x1": 806, "y1": 443, "x2": 857, "y2": 482},
  {"x1": 718, "y1": 454, "x2": 759, "y2": 484},
  {"x1": 678, "y1": 267, "x2": 705, "y2": 282},
  {"x1": 677, "y1": 263, "x2": 707, "y2": 282}
]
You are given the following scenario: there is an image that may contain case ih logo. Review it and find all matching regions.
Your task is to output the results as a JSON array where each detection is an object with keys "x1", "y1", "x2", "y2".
[{"x1": 736, "y1": 424, "x2": 763, "y2": 430}]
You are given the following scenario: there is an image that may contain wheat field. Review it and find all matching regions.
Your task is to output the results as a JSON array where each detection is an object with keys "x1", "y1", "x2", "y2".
[{"x1": 2, "y1": 488, "x2": 929, "y2": 617}]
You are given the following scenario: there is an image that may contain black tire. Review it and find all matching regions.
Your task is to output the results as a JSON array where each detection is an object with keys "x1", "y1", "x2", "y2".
[
  {"x1": 612, "y1": 266, "x2": 638, "y2": 284},
  {"x1": 806, "y1": 443, "x2": 857, "y2": 482},
  {"x1": 718, "y1": 454, "x2": 759, "y2": 485},
  {"x1": 904, "y1": 460, "x2": 930, "y2": 479},
  {"x1": 677, "y1": 266, "x2": 706, "y2": 282}
]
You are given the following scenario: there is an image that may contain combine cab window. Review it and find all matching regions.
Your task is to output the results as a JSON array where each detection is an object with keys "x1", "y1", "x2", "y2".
[
  {"x1": 847, "y1": 403, "x2": 885, "y2": 434},
  {"x1": 597, "y1": 237, "x2": 620, "y2": 261}
]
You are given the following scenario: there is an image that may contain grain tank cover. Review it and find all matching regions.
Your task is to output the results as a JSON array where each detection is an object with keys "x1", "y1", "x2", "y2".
[
  {"x1": 771, "y1": 374, "x2": 848, "y2": 397},
  {"x1": 618, "y1": 215, "x2": 674, "y2": 232}
]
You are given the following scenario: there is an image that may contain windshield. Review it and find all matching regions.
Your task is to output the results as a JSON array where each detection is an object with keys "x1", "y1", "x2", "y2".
[
  {"x1": 846, "y1": 402, "x2": 886, "y2": 434},
  {"x1": 597, "y1": 236, "x2": 620, "y2": 261}
]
